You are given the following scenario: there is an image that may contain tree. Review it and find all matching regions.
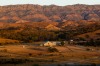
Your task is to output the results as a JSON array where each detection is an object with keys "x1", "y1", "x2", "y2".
[{"x1": 61, "y1": 41, "x2": 65, "y2": 46}]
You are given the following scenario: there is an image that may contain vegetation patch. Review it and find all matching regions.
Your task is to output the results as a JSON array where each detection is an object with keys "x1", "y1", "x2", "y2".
[{"x1": 48, "y1": 47, "x2": 58, "y2": 52}]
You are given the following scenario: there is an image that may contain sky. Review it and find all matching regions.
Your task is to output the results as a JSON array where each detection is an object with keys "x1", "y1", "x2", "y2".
[{"x1": 0, "y1": 0, "x2": 100, "y2": 6}]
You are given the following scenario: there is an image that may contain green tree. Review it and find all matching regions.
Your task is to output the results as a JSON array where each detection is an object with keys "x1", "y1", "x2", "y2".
[{"x1": 61, "y1": 41, "x2": 65, "y2": 46}]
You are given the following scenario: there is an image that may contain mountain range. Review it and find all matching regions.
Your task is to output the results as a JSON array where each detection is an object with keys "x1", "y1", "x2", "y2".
[
  {"x1": 0, "y1": 4, "x2": 100, "y2": 42},
  {"x1": 0, "y1": 4, "x2": 100, "y2": 30},
  {"x1": 0, "y1": 4, "x2": 100, "y2": 22}
]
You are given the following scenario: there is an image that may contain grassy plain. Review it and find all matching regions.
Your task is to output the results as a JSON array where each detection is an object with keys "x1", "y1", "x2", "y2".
[{"x1": 0, "y1": 43, "x2": 100, "y2": 66}]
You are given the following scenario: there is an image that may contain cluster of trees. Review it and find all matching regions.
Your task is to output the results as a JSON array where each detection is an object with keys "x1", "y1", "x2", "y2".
[
  {"x1": 0, "y1": 23, "x2": 99, "y2": 45},
  {"x1": 0, "y1": 28, "x2": 77, "y2": 42},
  {"x1": 74, "y1": 23, "x2": 100, "y2": 35},
  {"x1": 75, "y1": 38, "x2": 100, "y2": 46},
  {"x1": 0, "y1": 30, "x2": 56, "y2": 42}
]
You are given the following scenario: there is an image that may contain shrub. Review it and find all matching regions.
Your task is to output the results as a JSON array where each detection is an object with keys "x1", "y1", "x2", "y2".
[
  {"x1": 61, "y1": 41, "x2": 65, "y2": 46},
  {"x1": 28, "y1": 53, "x2": 32, "y2": 56},
  {"x1": 86, "y1": 48, "x2": 91, "y2": 51},
  {"x1": 48, "y1": 47, "x2": 58, "y2": 52}
]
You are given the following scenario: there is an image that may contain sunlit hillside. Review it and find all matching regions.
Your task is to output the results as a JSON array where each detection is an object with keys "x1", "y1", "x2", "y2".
[{"x1": 0, "y1": 38, "x2": 20, "y2": 44}]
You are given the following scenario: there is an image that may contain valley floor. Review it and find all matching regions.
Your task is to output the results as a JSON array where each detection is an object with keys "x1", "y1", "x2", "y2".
[{"x1": 0, "y1": 43, "x2": 100, "y2": 66}]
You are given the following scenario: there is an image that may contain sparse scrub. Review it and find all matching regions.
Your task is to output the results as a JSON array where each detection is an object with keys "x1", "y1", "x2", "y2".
[
  {"x1": 48, "y1": 47, "x2": 58, "y2": 52},
  {"x1": 86, "y1": 48, "x2": 91, "y2": 51},
  {"x1": 50, "y1": 59, "x2": 54, "y2": 62},
  {"x1": 0, "y1": 38, "x2": 20, "y2": 45},
  {"x1": 2, "y1": 49, "x2": 7, "y2": 52},
  {"x1": 0, "y1": 58, "x2": 29, "y2": 64},
  {"x1": 28, "y1": 53, "x2": 32, "y2": 56}
]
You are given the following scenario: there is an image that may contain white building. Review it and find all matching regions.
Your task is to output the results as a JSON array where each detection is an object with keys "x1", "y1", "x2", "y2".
[{"x1": 40, "y1": 41, "x2": 56, "y2": 47}]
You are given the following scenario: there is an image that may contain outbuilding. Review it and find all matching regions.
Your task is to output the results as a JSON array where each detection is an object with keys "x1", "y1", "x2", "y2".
[{"x1": 40, "y1": 41, "x2": 56, "y2": 47}]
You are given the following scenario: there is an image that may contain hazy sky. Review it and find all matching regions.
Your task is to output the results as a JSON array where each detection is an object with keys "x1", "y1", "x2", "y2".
[{"x1": 0, "y1": 0, "x2": 100, "y2": 6}]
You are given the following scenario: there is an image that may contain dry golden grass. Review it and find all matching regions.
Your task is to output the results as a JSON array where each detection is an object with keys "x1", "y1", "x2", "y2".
[
  {"x1": 0, "y1": 44, "x2": 100, "y2": 65},
  {"x1": 0, "y1": 38, "x2": 20, "y2": 44},
  {"x1": 77, "y1": 29, "x2": 100, "y2": 38}
]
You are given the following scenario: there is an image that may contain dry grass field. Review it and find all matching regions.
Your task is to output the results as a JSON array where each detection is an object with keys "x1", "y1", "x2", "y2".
[
  {"x1": 0, "y1": 43, "x2": 100, "y2": 66},
  {"x1": 77, "y1": 29, "x2": 100, "y2": 39},
  {"x1": 0, "y1": 38, "x2": 20, "y2": 44}
]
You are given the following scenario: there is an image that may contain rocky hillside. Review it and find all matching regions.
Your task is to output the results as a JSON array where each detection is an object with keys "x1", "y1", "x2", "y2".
[{"x1": 0, "y1": 4, "x2": 100, "y2": 23}]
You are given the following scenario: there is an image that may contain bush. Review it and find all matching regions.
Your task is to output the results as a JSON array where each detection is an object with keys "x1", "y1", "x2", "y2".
[
  {"x1": 48, "y1": 47, "x2": 58, "y2": 52},
  {"x1": 86, "y1": 48, "x2": 91, "y2": 51},
  {"x1": 61, "y1": 41, "x2": 65, "y2": 46},
  {"x1": 28, "y1": 53, "x2": 32, "y2": 56}
]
